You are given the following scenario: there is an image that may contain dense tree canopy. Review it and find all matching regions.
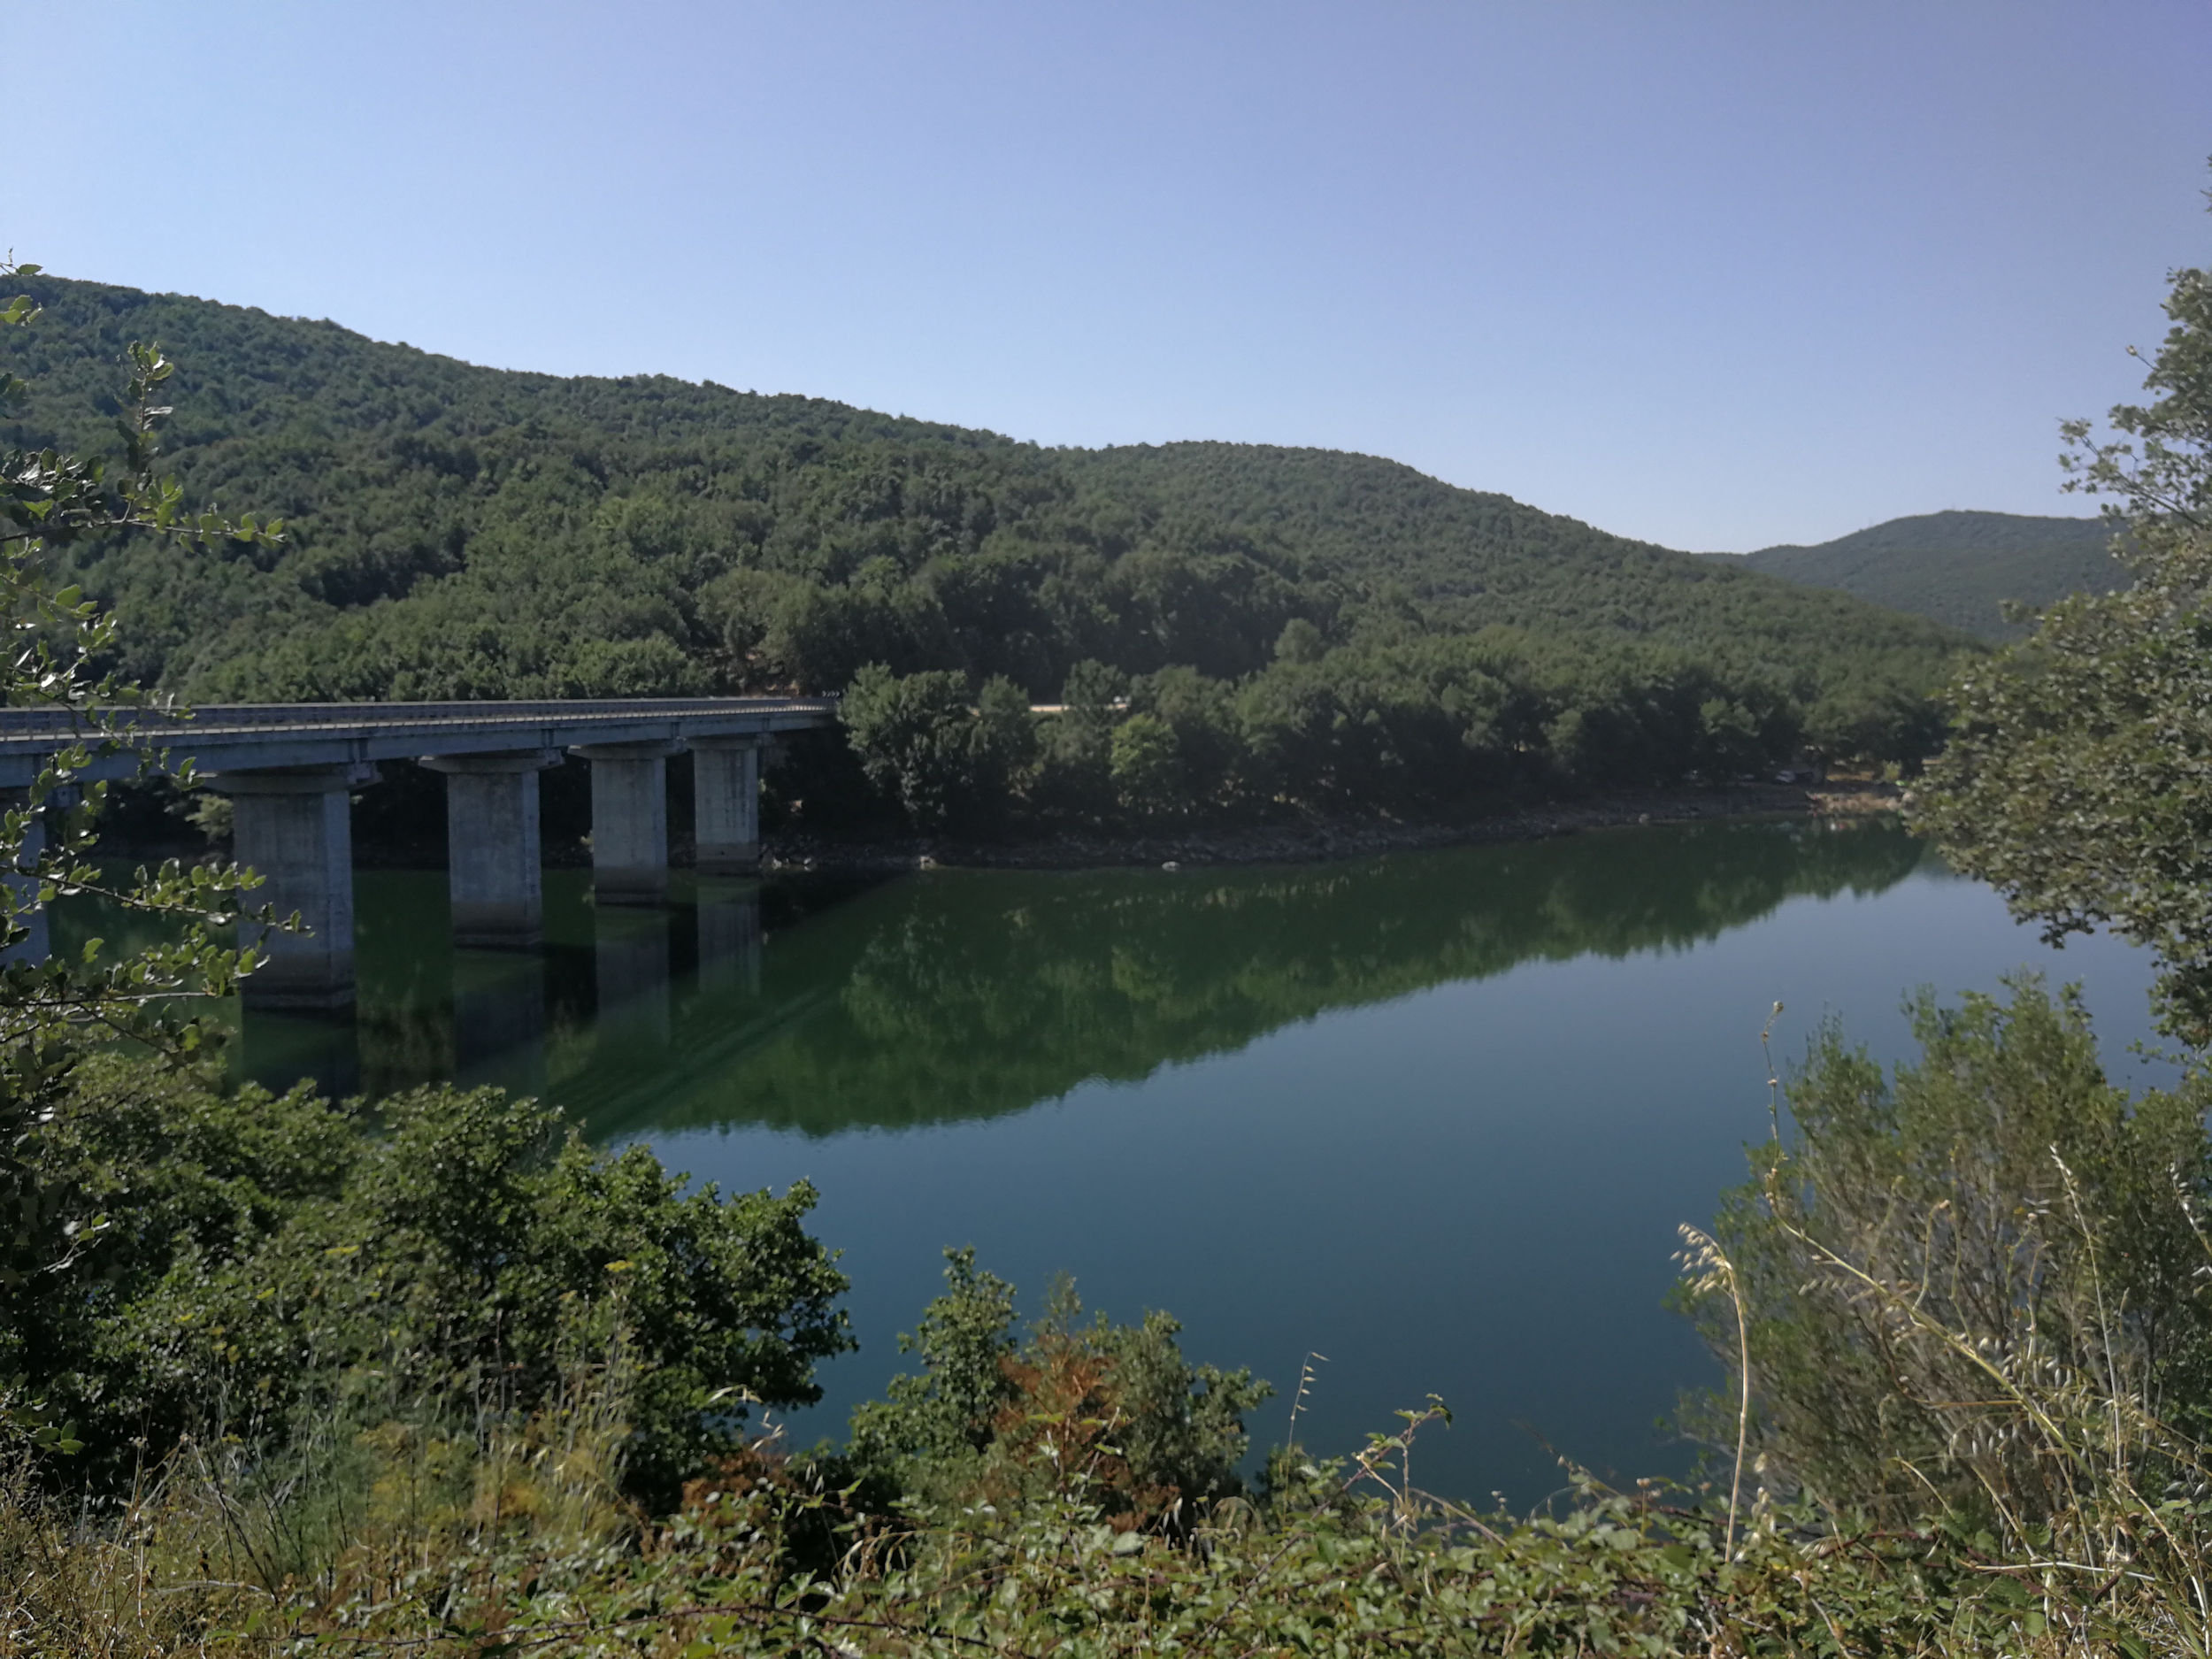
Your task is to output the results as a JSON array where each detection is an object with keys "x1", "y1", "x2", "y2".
[{"x1": 0, "y1": 276, "x2": 1969, "y2": 826}]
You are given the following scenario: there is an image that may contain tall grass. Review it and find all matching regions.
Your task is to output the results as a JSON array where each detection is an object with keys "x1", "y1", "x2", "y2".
[
  {"x1": 1682, "y1": 978, "x2": 2212, "y2": 1655},
  {"x1": 0, "y1": 1317, "x2": 639, "y2": 1656}
]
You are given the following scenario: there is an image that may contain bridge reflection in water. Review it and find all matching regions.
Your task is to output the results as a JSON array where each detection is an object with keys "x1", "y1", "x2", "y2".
[
  {"x1": 157, "y1": 818, "x2": 1939, "y2": 1128},
  {"x1": 204, "y1": 868, "x2": 788, "y2": 1105}
]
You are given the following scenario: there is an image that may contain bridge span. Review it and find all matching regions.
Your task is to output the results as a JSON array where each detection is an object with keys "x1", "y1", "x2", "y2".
[{"x1": 0, "y1": 697, "x2": 839, "y2": 1009}]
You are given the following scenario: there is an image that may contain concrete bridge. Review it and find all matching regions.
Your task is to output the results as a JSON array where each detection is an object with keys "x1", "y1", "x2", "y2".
[{"x1": 0, "y1": 697, "x2": 837, "y2": 1009}]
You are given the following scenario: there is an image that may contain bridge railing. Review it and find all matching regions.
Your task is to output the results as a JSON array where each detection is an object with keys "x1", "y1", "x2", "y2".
[{"x1": 0, "y1": 695, "x2": 838, "y2": 742}]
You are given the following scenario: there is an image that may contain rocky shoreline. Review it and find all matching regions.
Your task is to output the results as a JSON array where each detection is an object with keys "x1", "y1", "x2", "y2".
[{"x1": 763, "y1": 779, "x2": 1905, "y2": 874}]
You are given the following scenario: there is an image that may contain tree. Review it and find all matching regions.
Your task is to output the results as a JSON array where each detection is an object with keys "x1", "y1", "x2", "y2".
[
  {"x1": 848, "y1": 1248, "x2": 1269, "y2": 1529},
  {"x1": 1909, "y1": 235, "x2": 2212, "y2": 1042},
  {"x1": 1034, "y1": 658, "x2": 1125, "y2": 818},
  {"x1": 1110, "y1": 713, "x2": 1182, "y2": 818},
  {"x1": 1274, "y1": 617, "x2": 1327, "y2": 665},
  {"x1": 840, "y1": 665, "x2": 980, "y2": 831},
  {"x1": 839, "y1": 664, "x2": 1037, "y2": 833},
  {"x1": 972, "y1": 673, "x2": 1041, "y2": 805},
  {"x1": 0, "y1": 262, "x2": 278, "y2": 1442}
]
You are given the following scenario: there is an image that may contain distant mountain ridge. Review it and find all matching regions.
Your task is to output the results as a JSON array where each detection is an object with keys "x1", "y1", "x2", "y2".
[{"x1": 1712, "y1": 511, "x2": 2125, "y2": 640}]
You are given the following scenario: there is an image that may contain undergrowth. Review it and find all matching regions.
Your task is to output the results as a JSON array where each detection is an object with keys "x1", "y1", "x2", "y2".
[{"x1": 4, "y1": 1392, "x2": 2199, "y2": 1655}]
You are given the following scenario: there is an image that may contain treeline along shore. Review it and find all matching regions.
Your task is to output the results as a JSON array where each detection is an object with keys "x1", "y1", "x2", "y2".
[
  {"x1": 98, "y1": 736, "x2": 1897, "y2": 877},
  {"x1": 752, "y1": 773, "x2": 1902, "y2": 873}
]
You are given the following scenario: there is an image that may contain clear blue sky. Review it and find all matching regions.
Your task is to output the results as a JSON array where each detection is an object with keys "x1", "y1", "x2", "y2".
[{"x1": 15, "y1": 2, "x2": 2210, "y2": 549}]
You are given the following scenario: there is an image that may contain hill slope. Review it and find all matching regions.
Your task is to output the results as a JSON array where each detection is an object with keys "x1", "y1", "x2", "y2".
[
  {"x1": 0, "y1": 274, "x2": 1980, "y2": 825},
  {"x1": 1722, "y1": 510, "x2": 2124, "y2": 640},
  {"x1": 0, "y1": 274, "x2": 1964, "y2": 700},
  {"x1": 1068, "y1": 442, "x2": 1961, "y2": 673}
]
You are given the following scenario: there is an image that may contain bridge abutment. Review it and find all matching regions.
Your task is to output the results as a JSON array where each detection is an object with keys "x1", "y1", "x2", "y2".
[
  {"x1": 211, "y1": 763, "x2": 375, "y2": 1010},
  {"x1": 420, "y1": 749, "x2": 562, "y2": 948}
]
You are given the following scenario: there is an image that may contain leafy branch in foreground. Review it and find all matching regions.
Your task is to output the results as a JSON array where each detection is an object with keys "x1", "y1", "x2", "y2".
[{"x1": 0, "y1": 257, "x2": 291, "y2": 1444}]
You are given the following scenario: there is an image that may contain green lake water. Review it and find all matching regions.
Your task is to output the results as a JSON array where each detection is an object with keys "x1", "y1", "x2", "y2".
[{"x1": 62, "y1": 818, "x2": 2167, "y2": 1506}]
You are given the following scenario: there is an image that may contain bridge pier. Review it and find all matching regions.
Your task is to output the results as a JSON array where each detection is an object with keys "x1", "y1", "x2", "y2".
[
  {"x1": 574, "y1": 741, "x2": 680, "y2": 906},
  {"x1": 209, "y1": 763, "x2": 375, "y2": 1010},
  {"x1": 0, "y1": 698, "x2": 833, "y2": 1016},
  {"x1": 691, "y1": 737, "x2": 763, "y2": 874},
  {"x1": 420, "y1": 749, "x2": 562, "y2": 948}
]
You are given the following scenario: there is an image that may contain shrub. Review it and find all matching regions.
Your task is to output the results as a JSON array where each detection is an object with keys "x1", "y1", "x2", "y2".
[
  {"x1": 848, "y1": 1249, "x2": 1271, "y2": 1530},
  {"x1": 1682, "y1": 978, "x2": 2212, "y2": 1533},
  {"x1": 13, "y1": 1058, "x2": 851, "y2": 1508}
]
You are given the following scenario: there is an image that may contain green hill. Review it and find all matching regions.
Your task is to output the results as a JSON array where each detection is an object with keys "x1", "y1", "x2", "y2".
[
  {"x1": 1064, "y1": 442, "x2": 1970, "y2": 665},
  {"x1": 1722, "y1": 510, "x2": 2126, "y2": 640},
  {"x1": 0, "y1": 273, "x2": 1976, "y2": 819}
]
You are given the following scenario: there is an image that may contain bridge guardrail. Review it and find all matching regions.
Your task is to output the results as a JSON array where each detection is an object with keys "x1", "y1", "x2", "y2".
[{"x1": 0, "y1": 696, "x2": 841, "y2": 785}]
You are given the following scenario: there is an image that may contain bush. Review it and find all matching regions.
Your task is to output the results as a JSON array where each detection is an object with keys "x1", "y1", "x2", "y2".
[
  {"x1": 1682, "y1": 978, "x2": 2212, "y2": 1534},
  {"x1": 848, "y1": 1248, "x2": 1271, "y2": 1530},
  {"x1": 12, "y1": 1057, "x2": 851, "y2": 1508}
]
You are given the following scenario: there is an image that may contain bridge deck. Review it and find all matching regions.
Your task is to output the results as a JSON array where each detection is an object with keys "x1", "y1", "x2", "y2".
[{"x1": 0, "y1": 697, "x2": 839, "y2": 786}]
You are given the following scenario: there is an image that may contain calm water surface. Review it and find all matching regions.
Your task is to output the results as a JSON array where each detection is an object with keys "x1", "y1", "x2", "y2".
[{"x1": 73, "y1": 819, "x2": 2166, "y2": 1506}]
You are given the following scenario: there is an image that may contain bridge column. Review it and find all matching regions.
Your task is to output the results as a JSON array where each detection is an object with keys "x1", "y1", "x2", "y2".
[
  {"x1": 690, "y1": 737, "x2": 763, "y2": 874},
  {"x1": 208, "y1": 763, "x2": 375, "y2": 1010},
  {"x1": 419, "y1": 749, "x2": 562, "y2": 948},
  {"x1": 572, "y1": 741, "x2": 680, "y2": 906}
]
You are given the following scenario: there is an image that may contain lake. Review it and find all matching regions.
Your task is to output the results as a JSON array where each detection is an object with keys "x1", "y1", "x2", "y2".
[{"x1": 68, "y1": 818, "x2": 2166, "y2": 1508}]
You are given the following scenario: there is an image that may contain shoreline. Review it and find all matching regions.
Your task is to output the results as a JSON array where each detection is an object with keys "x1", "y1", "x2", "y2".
[
  {"x1": 763, "y1": 780, "x2": 1905, "y2": 874},
  {"x1": 105, "y1": 781, "x2": 1904, "y2": 877}
]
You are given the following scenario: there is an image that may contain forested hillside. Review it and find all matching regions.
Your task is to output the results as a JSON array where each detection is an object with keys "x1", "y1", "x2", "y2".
[
  {"x1": 1, "y1": 274, "x2": 1973, "y2": 827},
  {"x1": 1724, "y1": 509, "x2": 2126, "y2": 639}
]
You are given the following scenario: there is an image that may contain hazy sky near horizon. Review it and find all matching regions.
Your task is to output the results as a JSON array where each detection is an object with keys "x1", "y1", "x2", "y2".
[{"x1": 14, "y1": 3, "x2": 2211, "y2": 549}]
